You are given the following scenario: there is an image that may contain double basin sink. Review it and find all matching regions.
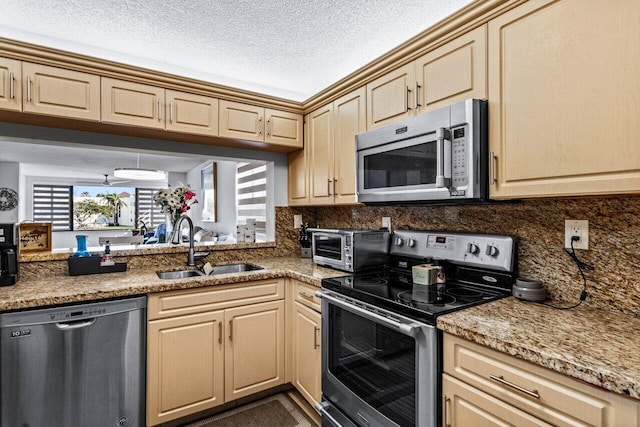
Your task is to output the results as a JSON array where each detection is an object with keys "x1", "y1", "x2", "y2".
[{"x1": 156, "y1": 263, "x2": 263, "y2": 280}]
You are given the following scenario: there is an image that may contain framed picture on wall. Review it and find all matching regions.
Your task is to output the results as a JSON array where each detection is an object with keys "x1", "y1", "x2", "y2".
[
  {"x1": 18, "y1": 222, "x2": 52, "y2": 252},
  {"x1": 201, "y1": 162, "x2": 217, "y2": 222}
]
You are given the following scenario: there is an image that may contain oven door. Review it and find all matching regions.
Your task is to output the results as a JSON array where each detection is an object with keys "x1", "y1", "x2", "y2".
[
  {"x1": 356, "y1": 128, "x2": 452, "y2": 203},
  {"x1": 318, "y1": 290, "x2": 438, "y2": 427},
  {"x1": 312, "y1": 232, "x2": 346, "y2": 269}
]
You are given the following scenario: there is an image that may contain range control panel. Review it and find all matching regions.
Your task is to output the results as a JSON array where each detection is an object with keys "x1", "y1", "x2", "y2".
[{"x1": 391, "y1": 230, "x2": 515, "y2": 272}]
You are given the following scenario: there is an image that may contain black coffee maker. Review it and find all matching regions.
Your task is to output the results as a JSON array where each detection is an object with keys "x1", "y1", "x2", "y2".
[{"x1": 0, "y1": 223, "x2": 18, "y2": 286}]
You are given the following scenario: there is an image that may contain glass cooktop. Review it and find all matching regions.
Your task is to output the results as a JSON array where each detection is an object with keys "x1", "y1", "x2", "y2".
[{"x1": 322, "y1": 271, "x2": 510, "y2": 324}]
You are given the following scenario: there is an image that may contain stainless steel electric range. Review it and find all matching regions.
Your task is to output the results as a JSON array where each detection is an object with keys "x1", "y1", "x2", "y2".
[{"x1": 316, "y1": 230, "x2": 517, "y2": 427}]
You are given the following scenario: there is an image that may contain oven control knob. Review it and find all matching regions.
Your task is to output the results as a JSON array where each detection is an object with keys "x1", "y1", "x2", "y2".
[
  {"x1": 485, "y1": 245, "x2": 499, "y2": 257},
  {"x1": 395, "y1": 237, "x2": 404, "y2": 246},
  {"x1": 407, "y1": 238, "x2": 416, "y2": 248},
  {"x1": 466, "y1": 243, "x2": 480, "y2": 255}
]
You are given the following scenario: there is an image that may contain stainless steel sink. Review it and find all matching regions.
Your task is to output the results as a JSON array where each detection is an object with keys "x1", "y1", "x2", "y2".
[
  {"x1": 209, "y1": 263, "x2": 263, "y2": 275},
  {"x1": 156, "y1": 270, "x2": 206, "y2": 279}
]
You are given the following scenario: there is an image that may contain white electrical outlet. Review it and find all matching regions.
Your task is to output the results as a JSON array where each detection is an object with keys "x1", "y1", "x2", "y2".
[
  {"x1": 294, "y1": 214, "x2": 303, "y2": 229},
  {"x1": 564, "y1": 219, "x2": 589, "y2": 249},
  {"x1": 382, "y1": 217, "x2": 391, "y2": 230}
]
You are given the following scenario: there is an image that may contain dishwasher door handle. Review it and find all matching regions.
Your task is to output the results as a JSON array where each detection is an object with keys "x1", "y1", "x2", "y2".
[{"x1": 56, "y1": 318, "x2": 97, "y2": 330}]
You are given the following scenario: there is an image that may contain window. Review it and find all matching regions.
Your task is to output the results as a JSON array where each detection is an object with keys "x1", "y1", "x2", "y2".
[
  {"x1": 236, "y1": 162, "x2": 267, "y2": 241},
  {"x1": 32, "y1": 184, "x2": 72, "y2": 231},
  {"x1": 33, "y1": 184, "x2": 164, "y2": 231},
  {"x1": 135, "y1": 188, "x2": 165, "y2": 228}
]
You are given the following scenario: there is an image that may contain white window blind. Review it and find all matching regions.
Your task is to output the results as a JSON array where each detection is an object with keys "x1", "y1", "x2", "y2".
[
  {"x1": 236, "y1": 162, "x2": 267, "y2": 241},
  {"x1": 32, "y1": 184, "x2": 72, "y2": 231},
  {"x1": 135, "y1": 188, "x2": 165, "y2": 228}
]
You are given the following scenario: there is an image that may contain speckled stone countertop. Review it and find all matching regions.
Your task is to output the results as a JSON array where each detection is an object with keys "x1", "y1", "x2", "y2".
[
  {"x1": 0, "y1": 257, "x2": 346, "y2": 312},
  {"x1": 437, "y1": 297, "x2": 640, "y2": 400}
]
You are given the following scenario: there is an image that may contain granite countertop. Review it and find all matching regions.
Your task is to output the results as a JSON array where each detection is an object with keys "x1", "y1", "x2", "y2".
[
  {"x1": 0, "y1": 257, "x2": 346, "y2": 311},
  {"x1": 437, "y1": 297, "x2": 640, "y2": 401}
]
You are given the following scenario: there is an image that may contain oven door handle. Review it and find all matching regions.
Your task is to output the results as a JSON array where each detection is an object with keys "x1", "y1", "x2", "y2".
[{"x1": 316, "y1": 291, "x2": 423, "y2": 337}]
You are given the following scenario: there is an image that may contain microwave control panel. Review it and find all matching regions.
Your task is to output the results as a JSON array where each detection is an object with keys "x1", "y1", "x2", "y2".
[{"x1": 451, "y1": 125, "x2": 468, "y2": 190}]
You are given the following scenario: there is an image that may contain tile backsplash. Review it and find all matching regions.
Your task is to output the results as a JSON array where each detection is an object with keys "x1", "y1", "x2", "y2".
[{"x1": 291, "y1": 196, "x2": 640, "y2": 317}]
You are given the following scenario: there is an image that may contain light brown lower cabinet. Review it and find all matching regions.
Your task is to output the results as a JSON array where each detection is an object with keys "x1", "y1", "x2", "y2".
[
  {"x1": 292, "y1": 301, "x2": 321, "y2": 407},
  {"x1": 443, "y1": 333, "x2": 640, "y2": 427},
  {"x1": 147, "y1": 280, "x2": 286, "y2": 426}
]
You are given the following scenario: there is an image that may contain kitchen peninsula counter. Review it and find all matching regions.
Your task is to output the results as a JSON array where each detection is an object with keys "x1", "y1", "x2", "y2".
[
  {"x1": 0, "y1": 257, "x2": 344, "y2": 312},
  {"x1": 437, "y1": 297, "x2": 640, "y2": 401}
]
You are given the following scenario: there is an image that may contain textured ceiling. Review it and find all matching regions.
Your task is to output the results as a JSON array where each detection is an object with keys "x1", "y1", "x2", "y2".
[{"x1": 0, "y1": 0, "x2": 472, "y2": 101}]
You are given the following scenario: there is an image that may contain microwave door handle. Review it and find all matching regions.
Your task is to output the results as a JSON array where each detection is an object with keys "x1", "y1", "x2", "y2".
[
  {"x1": 435, "y1": 128, "x2": 451, "y2": 188},
  {"x1": 317, "y1": 291, "x2": 423, "y2": 337}
]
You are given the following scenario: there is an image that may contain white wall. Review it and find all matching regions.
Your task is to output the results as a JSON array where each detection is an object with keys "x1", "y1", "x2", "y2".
[{"x1": 0, "y1": 161, "x2": 19, "y2": 223}]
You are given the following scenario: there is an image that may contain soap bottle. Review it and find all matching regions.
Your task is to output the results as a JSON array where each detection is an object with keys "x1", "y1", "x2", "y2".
[{"x1": 100, "y1": 240, "x2": 115, "y2": 267}]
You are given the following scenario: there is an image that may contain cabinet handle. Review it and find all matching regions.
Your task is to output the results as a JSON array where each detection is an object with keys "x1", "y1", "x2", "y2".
[
  {"x1": 313, "y1": 326, "x2": 320, "y2": 349},
  {"x1": 218, "y1": 321, "x2": 222, "y2": 344},
  {"x1": 169, "y1": 100, "x2": 173, "y2": 123},
  {"x1": 267, "y1": 118, "x2": 271, "y2": 136},
  {"x1": 9, "y1": 72, "x2": 15, "y2": 99},
  {"x1": 26, "y1": 76, "x2": 32, "y2": 102},
  {"x1": 327, "y1": 179, "x2": 332, "y2": 197},
  {"x1": 229, "y1": 320, "x2": 233, "y2": 341},
  {"x1": 415, "y1": 82, "x2": 421, "y2": 108},
  {"x1": 406, "y1": 86, "x2": 412, "y2": 111},
  {"x1": 333, "y1": 178, "x2": 338, "y2": 196},
  {"x1": 157, "y1": 99, "x2": 162, "y2": 121},
  {"x1": 299, "y1": 291, "x2": 315, "y2": 300},
  {"x1": 258, "y1": 116, "x2": 263, "y2": 135},
  {"x1": 443, "y1": 395, "x2": 451, "y2": 427},
  {"x1": 489, "y1": 374, "x2": 540, "y2": 399},
  {"x1": 489, "y1": 151, "x2": 497, "y2": 185}
]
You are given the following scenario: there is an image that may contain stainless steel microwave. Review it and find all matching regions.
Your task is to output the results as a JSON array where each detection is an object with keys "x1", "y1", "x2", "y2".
[
  {"x1": 356, "y1": 98, "x2": 488, "y2": 204},
  {"x1": 310, "y1": 228, "x2": 390, "y2": 273}
]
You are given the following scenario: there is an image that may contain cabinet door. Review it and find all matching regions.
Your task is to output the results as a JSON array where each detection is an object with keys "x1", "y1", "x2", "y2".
[
  {"x1": 23, "y1": 62, "x2": 100, "y2": 121},
  {"x1": 219, "y1": 100, "x2": 264, "y2": 142},
  {"x1": 101, "y1": 77, "x2": 165, "y2": 129},
  {"x1": 443, "y1": 374, "x2": 553, "y2": 427},
  {"x1": 0, "y1": 57, "x2": 21, "y2": 111},
  {"x1": 165, "y1": 89, "x2": 218, "y2": 136},
  {"x1": 293, "y1": 302, "x2": 321, "y2": 408},
  {"x1": 415, "y1": 25, "x2": 487, "y2": 113},
  {"x1": 265, "y1": 108, "x2": 303, "y2": 148},
  {"x1": 308, "y1": 104, "x2": 335, "y2": 204},
  {"x1": 288, "y1": 147, "x2": 309, "y2": 206},
  {"x1": 488, "y1": 0, "x2": 640, "y2": 199},
  {"x1": 224, "y1": 300, "x2": 285, "y2": 402},
  {"x1": 366, "y1": 63, "x2": 415, "y2": 129},
  {"x1": 333, "y1": 87, "x2": 366, "y2": 204},
  {"x1": 147, "y1": 311, "x2": 225, "y2": 425}
]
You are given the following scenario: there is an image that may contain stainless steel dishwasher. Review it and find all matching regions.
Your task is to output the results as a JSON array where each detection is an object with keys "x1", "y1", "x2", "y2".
[{"x1": 0, "y1": 295, "x2": 146, "y2": 427}]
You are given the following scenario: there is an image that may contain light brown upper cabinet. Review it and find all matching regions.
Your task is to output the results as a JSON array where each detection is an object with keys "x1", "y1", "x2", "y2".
[
  {"x1": 0, "y1": 57, "x2": 21, "y2": 112},
  {"x1": 103, "y1": 79, "x2": 220, "y2": 135},
  {"x1": 302, "y1": 87, "x2": 366, "y2": 206},
  {"x1": 366, "y1": 26, "x2": 487, "y2": 129},
  {"x1": 366, "y1": 64, "x2": 415, "y2": 129},
  {"x1": 287, "y1": 120, "x2": 310, "y2": 206},
  {"x1": 265, "y1": 108, "x2": 303, "y2": 148},
  {"x1": 165, "y1": 89, "x2": 219, "y2": 136},
  {"x1": 22, "y1": 62, "x2": 100, "y2": 121},
  {"x1": 220, "y1": 100, "x2": 303, "y2": 148},
  {"x1": 414, "y1": 25, "x2": 487, "y2": 113},
  {"x1": 333, "y1": 87, "x2": 366, "y2": 204},
  {"x1": 487, "y1": 0, "x2": 640, "y2": 199},
  {"x1": 102, "y1": 77, "x2": 165, "y2": 129}
]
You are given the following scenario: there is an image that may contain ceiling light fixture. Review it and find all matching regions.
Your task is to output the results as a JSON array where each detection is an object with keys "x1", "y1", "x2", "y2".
[
  {"x1": 114, "y1": 153, "x2": 167, "y2": 181},
  {"x1": 113, "y1": 167, "x2": 167, "y2": 181}
]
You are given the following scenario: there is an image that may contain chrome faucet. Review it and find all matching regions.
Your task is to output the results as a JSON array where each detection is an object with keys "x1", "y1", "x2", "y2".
[{"x1": 172, "y1": 214, "x2": 210, "y2": 266}]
